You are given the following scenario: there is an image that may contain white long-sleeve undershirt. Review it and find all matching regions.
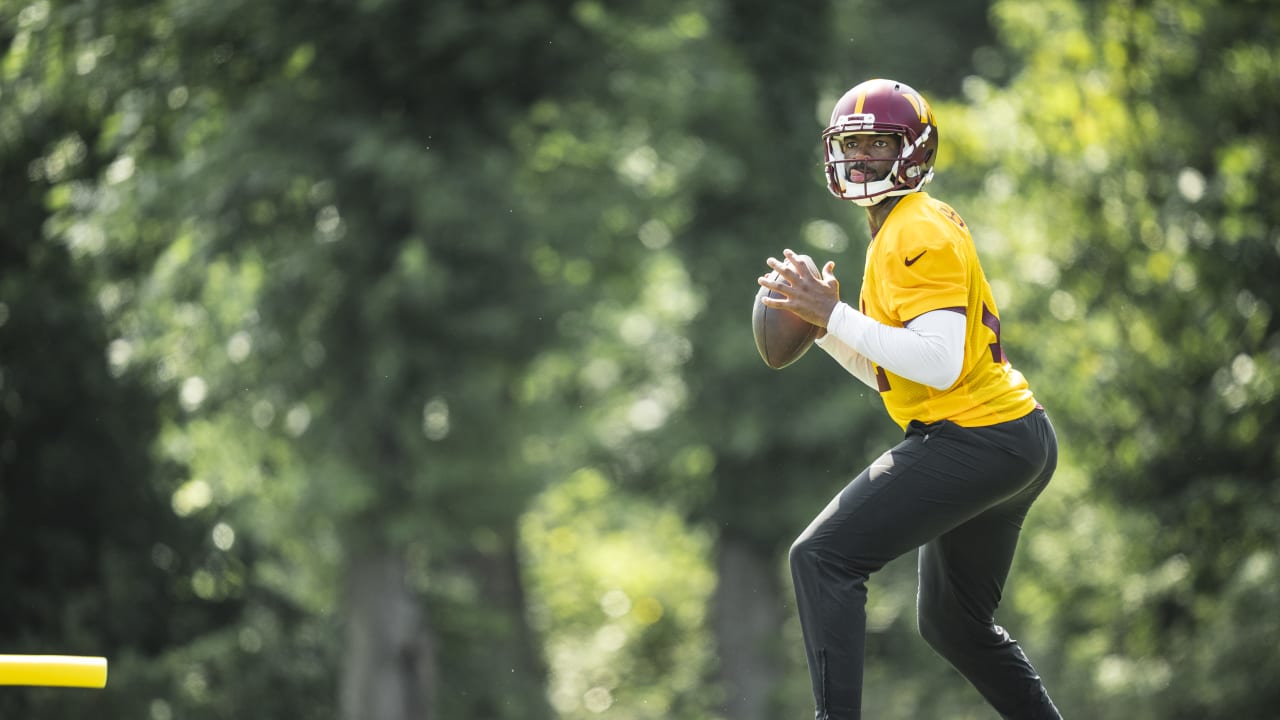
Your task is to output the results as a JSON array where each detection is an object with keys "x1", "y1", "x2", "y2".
[{"x1": 814, "y1": 303, "x2": 966, "y2": 390}]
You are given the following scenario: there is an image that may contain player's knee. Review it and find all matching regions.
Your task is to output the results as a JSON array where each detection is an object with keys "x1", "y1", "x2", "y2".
[
  {"x1": 917, "y1": 589, "x2": 964, "y2": 656},
  {"x1": 788, "y1": 534, "x2": 817, "y2": 575},
  {"x1": 788, "y1": 532, "x2": 819, "y2": 571}
]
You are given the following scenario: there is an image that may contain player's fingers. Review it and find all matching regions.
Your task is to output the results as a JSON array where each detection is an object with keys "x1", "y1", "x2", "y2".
[
  {"x1": 795, "y1": 254, "x2": 815, "y2": 277},
  {"x1": 765, "y1": 257, "x2": 799, "y2": 284},
  {"x1": 784, "y1": 248, "x2": 823, "y2": 280},
  {"x1": 822, "y1": 261, "x2": 837, "y2": 281},
  {"x1": 782, "y1": 249, "x2": 804, "y2": 276},
  {"x1": 757, "y1": 274, "x2": 791, "y2": 295},
  {"x1": 758, "y1": 284, "x2": 796, "y2": 307}
]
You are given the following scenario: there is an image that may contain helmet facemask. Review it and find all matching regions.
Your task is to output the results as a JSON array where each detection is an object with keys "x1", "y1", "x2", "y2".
[{"x1": 823, "y1": 125, "x2": 935, "y2": 207}]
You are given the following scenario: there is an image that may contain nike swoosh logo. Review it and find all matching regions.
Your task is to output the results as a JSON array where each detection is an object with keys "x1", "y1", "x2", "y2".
[{"x1": 904, "y1": 250, "x2": 927, "y2": 266}]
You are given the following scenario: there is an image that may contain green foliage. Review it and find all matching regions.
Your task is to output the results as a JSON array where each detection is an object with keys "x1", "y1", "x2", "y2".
[
  {"x1": 0, "y1": 2, "x2": 260, "y2": 717},
  {"x1": 6, "y1": 0, "x2": 1280, "y2": 717},
  {"x1": 521, "y1": 467, "x2": 717, "y2": 719},
  {"x1": 8, "y1": 0, "x2": 741, "y2": 715}
]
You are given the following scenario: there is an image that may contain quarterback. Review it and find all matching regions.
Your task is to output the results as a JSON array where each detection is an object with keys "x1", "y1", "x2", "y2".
[{"x1": 758, "y1": 78, "x2": 1063, "y2": 719}]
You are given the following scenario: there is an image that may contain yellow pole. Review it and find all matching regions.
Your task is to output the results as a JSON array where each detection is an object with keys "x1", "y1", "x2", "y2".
[{"x1": 0, "y1": 655, "x2": 108, "y2": 688}]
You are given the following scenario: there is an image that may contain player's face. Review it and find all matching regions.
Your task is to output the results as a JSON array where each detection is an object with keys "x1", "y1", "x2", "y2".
[{"x1": 837, "y1": 133, "x2": 901, "y2": 183}]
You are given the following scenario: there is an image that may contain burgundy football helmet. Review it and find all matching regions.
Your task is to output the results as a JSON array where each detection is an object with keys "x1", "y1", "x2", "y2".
[{"x1": 822, "y1": 78, "x2": 938, "y2": 206}]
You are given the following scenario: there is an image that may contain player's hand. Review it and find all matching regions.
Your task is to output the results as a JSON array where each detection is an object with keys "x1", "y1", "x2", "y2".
[{"x1": 757, "y1": 248, "x2": 841, "y2": 329}]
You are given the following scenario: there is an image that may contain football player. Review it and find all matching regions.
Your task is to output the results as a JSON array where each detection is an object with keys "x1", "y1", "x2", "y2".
[{"x1": 758, "y1": 78, "x2": 1063, "y2": 719}]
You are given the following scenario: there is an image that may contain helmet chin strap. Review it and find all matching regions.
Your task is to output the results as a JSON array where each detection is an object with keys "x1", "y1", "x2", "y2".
[
  {"x1": 841, "y1": 159, "x2": 902, "y2": 205},
  {"x1": 851, "y1": 194, "x2": 889, "y2": 207},
  {"x1": 839, "y1": 156, "x2": 935, "y2": 206}
]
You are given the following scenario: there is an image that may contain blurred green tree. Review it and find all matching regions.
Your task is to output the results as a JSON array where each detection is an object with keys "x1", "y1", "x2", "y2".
[
  {"x1": 59, "y1": 0, "x2": 618, "y2": 716},
  {"x1": 15, "y1": 0, "x2": 746, "y2": 717},
  {"x1": 0, "y1": 3, "x2": 286, "y2": 717},
  {"x1": 938, "y1": 0, "x2": 1280, "y2": 717}
]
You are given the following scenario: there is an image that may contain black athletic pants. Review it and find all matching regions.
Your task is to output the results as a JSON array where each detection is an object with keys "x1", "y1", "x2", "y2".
[{"x1": 789, "y1": 408, "x2": 1062, "y2": 720}]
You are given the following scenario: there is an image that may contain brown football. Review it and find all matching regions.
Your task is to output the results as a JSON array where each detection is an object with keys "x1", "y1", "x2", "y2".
[{"x1": 752, "y1": 256, "x2": 822, "y2": 370}]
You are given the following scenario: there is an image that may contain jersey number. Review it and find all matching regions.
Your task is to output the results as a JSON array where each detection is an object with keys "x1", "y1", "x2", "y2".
[{"x1": 982, "y1": 302, "x2": 1006, "y2": 363}]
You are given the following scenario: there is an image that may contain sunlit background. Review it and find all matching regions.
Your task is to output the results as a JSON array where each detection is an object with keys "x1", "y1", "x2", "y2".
[{"x1": 2, "y1": 0, "x2": 1278, "y2": 718}]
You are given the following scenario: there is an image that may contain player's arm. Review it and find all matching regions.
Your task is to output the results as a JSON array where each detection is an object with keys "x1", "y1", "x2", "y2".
[
  {"x1": 814, "y1": 332, "x2": 880, "y2": 388},
  {"x1": 824, "y1": 304, "x2": 965, "y2": 390}
]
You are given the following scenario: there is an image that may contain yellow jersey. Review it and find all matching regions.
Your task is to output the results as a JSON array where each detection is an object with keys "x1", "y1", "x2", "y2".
[{"x1": 859, "y1": 192, "x2": 1037, "y2": 429}]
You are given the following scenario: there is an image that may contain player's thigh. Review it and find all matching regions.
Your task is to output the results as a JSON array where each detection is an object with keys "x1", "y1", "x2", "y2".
[
  {"x1": 917, "y1": 454, "x2": 1053, "y2": 616},
  {"x1": 918, "y1": 504, "x2": 1026, "y2": 621},
  {"x1": 797, "y1": 432, "x2": 1000, "y2": 569}
]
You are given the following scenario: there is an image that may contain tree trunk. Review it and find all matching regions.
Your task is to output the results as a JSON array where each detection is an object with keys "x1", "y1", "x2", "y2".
[
  {"x1": 446, "y1": 531, "x2": 553, "y2": 720},
  {"x1": 340, "y1": 544, "x2": 438, "y2": 720},
  {"x1": 714, "y1": 535, "x2": 786, "y2": 720}
]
